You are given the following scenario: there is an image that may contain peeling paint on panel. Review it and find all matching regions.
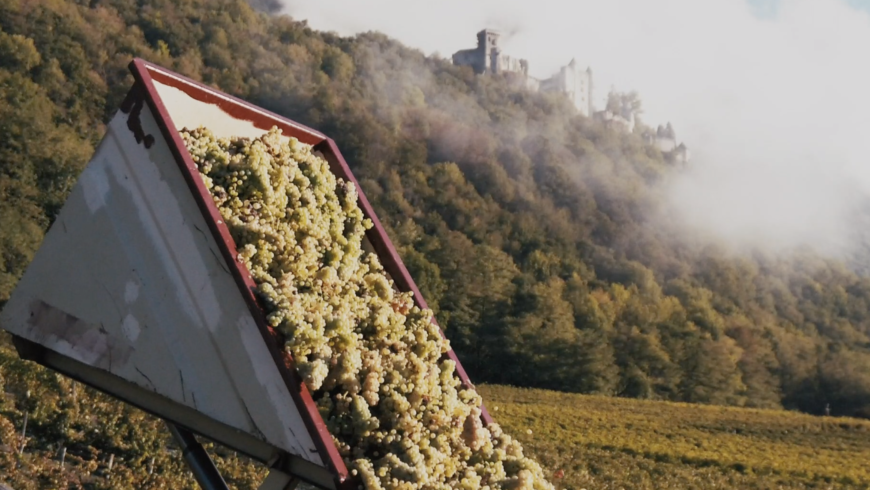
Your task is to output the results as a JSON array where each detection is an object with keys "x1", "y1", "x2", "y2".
[
  {"x1": 121, "y1": 314, "x2": 140, "y2": 343},
  {"x1": 27, "y1": 300, "x2": 133, "y2": 369},
  {"x1": 80, "y1": 164, "x2": 110, "y2": 213},
  {"x1": 124, "y1": 280, "x2": 140, "y2": 304},
  {"x1": 123, "y1": 91, "x2": 155, "y2": 149}
]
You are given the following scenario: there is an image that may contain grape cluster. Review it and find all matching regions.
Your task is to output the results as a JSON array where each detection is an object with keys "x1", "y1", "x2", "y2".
[{"x1": 181, "y1": 127, "x2": 554, "y2": 490}]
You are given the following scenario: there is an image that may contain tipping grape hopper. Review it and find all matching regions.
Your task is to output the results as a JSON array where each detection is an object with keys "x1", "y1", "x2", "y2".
[{"x1": 0, "y1": 59, "x2": 492, "y2": 490}]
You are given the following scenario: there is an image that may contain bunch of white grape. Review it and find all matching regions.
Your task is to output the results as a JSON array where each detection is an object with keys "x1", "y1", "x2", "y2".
[{"x1": 181, "y1": 126, "x2": 554, "y2": 490}]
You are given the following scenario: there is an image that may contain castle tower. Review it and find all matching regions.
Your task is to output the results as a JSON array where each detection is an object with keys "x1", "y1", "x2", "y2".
[
  {"x1": 452, "y1": 28, "x2": 533, "y2": 79},
  {"x1": 478, "y1": 29, "x2": 500, "y2": 52},
  {"x1": 539, "y1": 59, "x2": 594, "y2": 117},
  {"x1": 477, "y1": 29, "x2": 501, "y2": 74}
]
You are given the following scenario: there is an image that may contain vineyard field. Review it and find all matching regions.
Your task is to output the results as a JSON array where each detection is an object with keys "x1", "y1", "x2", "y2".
[{"x1": 479, "y1": 385, "x2": 870, "y2": 489}]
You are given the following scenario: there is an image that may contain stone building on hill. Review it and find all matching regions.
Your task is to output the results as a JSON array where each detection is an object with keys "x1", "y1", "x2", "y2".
[
  {"x1": 452, "y1": 28, "x2": 688, "y2": 161},
  {"x1": 452, "y1": 29, "x2": 530, "y2": 76},
  {"x1": 673, "y1": 143, "x2": 690, "y2": 164},
  {"x1": 538, "y1": 59, "x2": 594, "y2": 117},
  {"x1": 452, "y1": 29, "x2": 594, "y2": 116},
  {"x1": 643, "y1": 123, "x2": 690, "y2": 164},
  {"x1": 652, "y1": 123, "x2": 677, "y2": 152},
  {"x1": 594, "y1": 108, "x2": 636, "y2": 133}
]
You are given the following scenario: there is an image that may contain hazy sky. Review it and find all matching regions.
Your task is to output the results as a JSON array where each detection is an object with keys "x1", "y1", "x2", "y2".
[{"x1": 281, "y1": 0, "x2": 870, "y2": 256}]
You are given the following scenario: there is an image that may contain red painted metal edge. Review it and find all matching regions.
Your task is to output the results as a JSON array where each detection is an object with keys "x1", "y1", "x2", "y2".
[{"x1": 127, "y1": 59, "x2": 353, "y2": 489}]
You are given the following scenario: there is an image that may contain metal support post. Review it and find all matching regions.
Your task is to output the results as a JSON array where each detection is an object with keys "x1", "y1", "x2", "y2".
[
  {"x1": 257, "y1": 468, "x2": 300, "y2": 490},
  {"x1": 166, "y1": 422, "x2": 231, "y2": 490}
]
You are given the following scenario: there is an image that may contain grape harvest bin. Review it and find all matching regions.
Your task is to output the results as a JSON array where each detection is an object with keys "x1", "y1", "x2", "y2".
[{"x1": 0, "y1": 59, "x2": 491, "y2": 490}]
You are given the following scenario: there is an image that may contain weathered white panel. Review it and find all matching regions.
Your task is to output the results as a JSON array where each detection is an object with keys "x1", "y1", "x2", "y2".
[
  {"x1": 0, "y1": 103, "x2": 323, "y2": 465},
  {"x1": 153, "y1": 79, "x2": 279, "y2": 141},
  {"x1": 153, "y1": 78, "x2": 307, "y2": 145}
]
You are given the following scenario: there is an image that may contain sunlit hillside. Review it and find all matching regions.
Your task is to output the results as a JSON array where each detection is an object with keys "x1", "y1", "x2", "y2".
[{"x1": 2, "y1": 0, "x2": 870, "y2": 486}]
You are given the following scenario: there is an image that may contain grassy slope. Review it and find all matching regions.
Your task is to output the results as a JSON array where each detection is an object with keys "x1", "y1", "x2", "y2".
[{"x1": 479, "y1": 385, "x2": 870, "y2": 490}]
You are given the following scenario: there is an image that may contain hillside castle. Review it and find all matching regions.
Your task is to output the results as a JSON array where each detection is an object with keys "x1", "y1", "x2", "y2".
[
  {"x1": 452, "y1": 29, "x2": 689, "y2": 163},
  {"x1": 452, "y1": 30, "x2": 594, "y2": 117}
]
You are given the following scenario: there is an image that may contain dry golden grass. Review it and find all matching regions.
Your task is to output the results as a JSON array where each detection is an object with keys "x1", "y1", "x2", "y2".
[{"x1": 479, "y1": 385, "x2": 870, "y2": 489}]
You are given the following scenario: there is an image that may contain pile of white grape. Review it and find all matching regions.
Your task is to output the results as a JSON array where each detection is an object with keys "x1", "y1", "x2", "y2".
[{"x1": 181, "y1": 127, "x2": 554, "y2": 490}]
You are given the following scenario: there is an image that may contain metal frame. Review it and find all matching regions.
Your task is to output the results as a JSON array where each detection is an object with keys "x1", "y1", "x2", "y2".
[
  {"x1": 3, "y1": 58, "x2": 495, "y2": 489},
  {"x1": 12, "y1": 336, "x2": 331, "y2": 488},
  {"x1": 167, "y1": 423, "x2": 231, "y2": 490},
  {"x1": 166, "y1": 423, "x2": 299, "y2": 490}
]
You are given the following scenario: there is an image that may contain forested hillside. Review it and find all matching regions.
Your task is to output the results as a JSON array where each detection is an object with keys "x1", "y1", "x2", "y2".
[{"x1": 1, "y1": 0, "x2": 870, "y2": 421}]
